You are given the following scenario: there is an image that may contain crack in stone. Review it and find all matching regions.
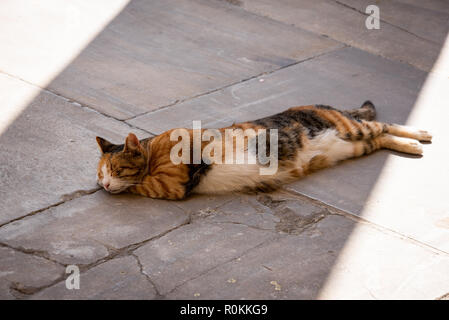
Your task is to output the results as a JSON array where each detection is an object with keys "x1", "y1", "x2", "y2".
[
  {"x1": 9, "y1": 282, "x2": 38, "y2": 298},
  {"x1": 219, "y1": 0, "x2": 350, "y2": 48},
  {"x1": 188, "y1": 193, "x2": 331, "y2": 235},
  {"x1": 333, "y1": 0, "x2": 439, "y2": 46},
  {"x1": 59, "y1": 186, "x2": 102, "y2": 202},
  {"x1": 163, "y1": 234, "x2": 281, "y2": 296},
  {"x1": 0, "y1": 244, "x2": 67, "y2": 298},
  {"x1": 0, "y1": 242, "x2": 65, "y2": 267},
  {"x1": 124, "y1": 47, "x2": 344, "y2": 124},
  {"x1": 255, "y1": 194, "x2": 286, "y2": 209},
  {"x1": 130, "y1": 253, "x2": 164, "y2": 299},
  {"x1": 0, "y1": 187, "x2": 102, "y2": 229},
  {"x1": 22, "y1": 214, "x2": 193, "y2": 298},
  {"x1": 275, "y1": 208, "x2": 328, "y2": 235},
  {"x1": 279, "y1": 188, "x2": 449, "y2": 256},
  {"x1": 0, "y1": 69, "x2": 153, "y2": 136},
  {"x1": 255, "y1": 194, "x2": 330, "y2": 235},
  {"x1": 6, "y1": 267, "x2": 66, "y2": 299},
  {"x1": 8, "y1": 283, "x2": 27, "y2": 299},
  {"x1": 206, "y1": 220, "x2": 274, "y2": 232},
  {"x1": 0, "y1": 243, "x2": 67, "y2": 299},
  {"x1": 223, "y1": 0, "x2": 434, "y2": 72},
  {"x1": 9, "y1": 278, "x2": 62, "y2": 298},
  {"x1": 78, "y1": 214, "x2": 193, "y2": 271}
]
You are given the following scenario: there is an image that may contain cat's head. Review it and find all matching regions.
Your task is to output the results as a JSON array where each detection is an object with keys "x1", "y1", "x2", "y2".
[{"x1": 95, "y1": 133, "x2": 149, "y2": 194}]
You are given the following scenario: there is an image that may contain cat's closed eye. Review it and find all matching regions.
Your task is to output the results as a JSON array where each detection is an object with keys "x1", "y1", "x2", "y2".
[{"x1": 96, "y1": 133, "x2": 150, "y2": 194}]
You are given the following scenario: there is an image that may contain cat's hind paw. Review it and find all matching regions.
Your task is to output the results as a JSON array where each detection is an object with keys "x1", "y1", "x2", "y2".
[
  {"x1": 394, "y1": 136, "x2": 423, "y2": 155},
  {"x1": 382, "y1": 135, "x2": 424, "y2": 155},
  {"x1": 389, "y1": 124, "x2": 433, "y2": 142},
  {"x1": 415, "y1": 130, "x2": 432, "y2": 142}
]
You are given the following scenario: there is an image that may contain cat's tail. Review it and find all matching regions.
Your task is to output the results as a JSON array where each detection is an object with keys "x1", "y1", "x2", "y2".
[{"x1": 345, "y1": 100, "x2": 376, "y2": 121}]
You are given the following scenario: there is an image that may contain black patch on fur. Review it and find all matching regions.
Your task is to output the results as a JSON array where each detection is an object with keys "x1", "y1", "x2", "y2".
[
  {"x1": 184, "y1": 162, "x2": 211, "y2": 196},
  {"x1": 250, "y1": 108, "x2": 336, "y2": 161},
  {"x1": 252, "y1": 113, "x2": 304, "y2": 161},
  {"x1": 285, "y1": 109, "x2": 334, "y2": 138}
]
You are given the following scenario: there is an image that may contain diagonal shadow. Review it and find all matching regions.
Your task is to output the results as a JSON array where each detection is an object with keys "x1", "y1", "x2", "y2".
[{"x1": 0, "y1": 0, "x2": 447, "y2": 299}]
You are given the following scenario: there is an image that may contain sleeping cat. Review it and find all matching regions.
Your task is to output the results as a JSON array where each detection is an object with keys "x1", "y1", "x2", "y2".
[{"x1": 96, "y1": 101, "x2": 431, "y2": 200}]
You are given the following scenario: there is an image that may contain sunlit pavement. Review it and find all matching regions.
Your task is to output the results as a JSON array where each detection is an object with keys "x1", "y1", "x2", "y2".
[{"x1": 0, "y1": 0, "x2": 448, "y2": 299}]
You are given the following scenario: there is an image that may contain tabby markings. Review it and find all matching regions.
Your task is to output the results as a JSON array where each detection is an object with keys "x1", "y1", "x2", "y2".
[{"x1": 169, "y1": 121, "x2": 279, "y2": 175}]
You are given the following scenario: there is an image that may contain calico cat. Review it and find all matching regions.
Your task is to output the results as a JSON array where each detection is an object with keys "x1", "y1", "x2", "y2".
[{"x1": 96, "y1": 101, "x2": 431, "y2": 200}]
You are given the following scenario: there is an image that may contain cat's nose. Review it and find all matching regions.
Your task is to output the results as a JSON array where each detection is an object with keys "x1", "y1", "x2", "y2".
[{"x1": 104, "y1": 182, "x2": 110, "y2": 190}]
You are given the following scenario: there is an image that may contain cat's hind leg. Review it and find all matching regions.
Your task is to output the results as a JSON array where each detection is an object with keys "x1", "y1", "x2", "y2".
[
  {"x1": 352, "y1": 134, "x2": 423, "y2": 156},
  {"x1": 385, "y1": 124, "x2": 432, "y2": 142},
  {"x1": 305, "y1": 131, "x2": 383, "y2": 173},
  {"x1": 303, "y1": 130, "x2": 423, "y2": 176},
  {"x1": 339, "y1": 119, "x2": 432, "y2": 143},
  {"x1": 379, "y1": 134, "x2": 423, "y2": 155}
]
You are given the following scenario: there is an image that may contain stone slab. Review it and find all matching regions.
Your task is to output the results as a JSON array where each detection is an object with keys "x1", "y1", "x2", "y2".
[
  {"x1": 134, "y1": 221, "x2": 277, "y2": 295},
  {"x1": 128, "y1": 46, "x2": 425, "y2": 133},
  {"x1": 0, "y1": 246, "x2": 64, "y2": 299},
  {"x1": 232, "y1": 0, "x2": 443, "y2": 71},
  {"x1": 167, "y1": 215, "x2": 449, "y2": 299},
  {"x1": 338, "y1": 0, "x2": 449, "y2": 44},
  {"x1": 32, "y1": 256, "x2": 157, "y2": 299},
  {"x1": 0, "y1": 73, "x2": 148, "y2": 225},
  {"x1": 0, "y1": 0, "x2": 340, "y2": 120},
  {"x1": 0, "y1": 192, "x2": 189, "y2": 265}
]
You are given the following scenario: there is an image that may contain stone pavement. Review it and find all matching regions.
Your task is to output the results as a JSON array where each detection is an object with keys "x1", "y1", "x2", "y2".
[{"x1": 0, "y1": 0, "x2": 448, "y2": 299}]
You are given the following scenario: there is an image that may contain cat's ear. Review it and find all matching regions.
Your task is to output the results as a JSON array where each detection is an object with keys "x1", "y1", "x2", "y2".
[
  {"x1": 96, "y1": 136, "x2": 114, "y2": 154},
  {"x1": 123, "y1": 133, "x2": 142, "y2": 154}
]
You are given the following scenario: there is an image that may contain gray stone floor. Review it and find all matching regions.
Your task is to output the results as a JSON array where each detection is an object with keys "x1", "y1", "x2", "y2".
[{"x1": 0, "y1": 0, "x2": 448, "y2": 299}]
